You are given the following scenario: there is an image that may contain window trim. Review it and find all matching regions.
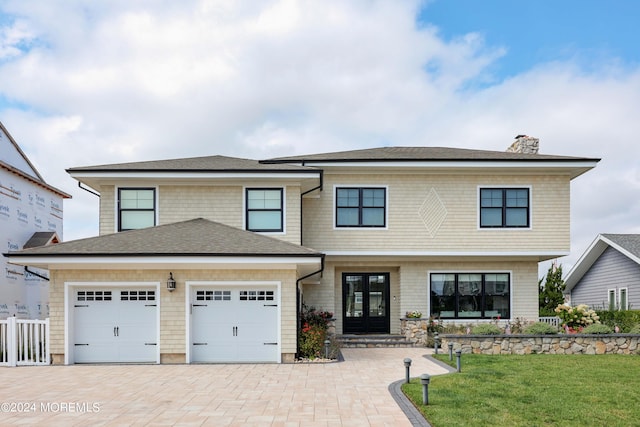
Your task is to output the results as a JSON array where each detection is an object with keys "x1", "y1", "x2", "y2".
[
  {"x1": 333, "y1": 185, "x2": 388, "y2": 229},
  {"x1": 478, "y1": 185, "x2": 532, "y2": 230},
  {"x1": 429, "y1": 271, "x2": 512, "y2": 320},
  {"x1": 116, "y1": 187, "x2": 157, "y2": 232},
  {"x1": 608, "y1": 289, "x2": 616, "y2": 311},
  {"x1": 244, "y1": 187, "x2": 285, "y2": 233},
  {"x1": 619, "y1": 288, "x2": 628, "y2": 310}
]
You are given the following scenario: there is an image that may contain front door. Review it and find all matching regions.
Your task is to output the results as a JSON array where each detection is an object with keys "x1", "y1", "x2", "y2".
[{"x1": 343, "y1": 273, "x2": 390, "y2": 334}]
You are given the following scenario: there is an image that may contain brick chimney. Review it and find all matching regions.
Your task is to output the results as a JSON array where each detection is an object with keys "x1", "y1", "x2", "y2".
[{"x1": 507, "y1": 135, "x2": 539, "y2": 154}]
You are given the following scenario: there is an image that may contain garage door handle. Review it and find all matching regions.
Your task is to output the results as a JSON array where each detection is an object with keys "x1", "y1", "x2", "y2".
[
  {"x1": 114, "y1": 326, "x2": 119, "y2": 337},
  {"x1": 75, "y1": 343, "x2": 89, "y2": 346},
  {"x1": 74, "y1": 304, "x2": 89, "y2": 308},
  {"x1": 264, "y1": 304, "x2": 277, "y2": 307},
  {"x1": 193, "y1": 343, "x2": 207, "y2": 346},
  {"x1": 263, "y1": 342, "x2": 278, "y2": 345},
  {"x1": 145, "y1": 343, "x2": 157, "y2": 346}
]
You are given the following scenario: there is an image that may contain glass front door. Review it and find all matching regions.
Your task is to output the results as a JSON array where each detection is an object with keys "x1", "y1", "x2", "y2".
[{"x1": 343, "y1": 273, "x2": 390, "y2": 334}]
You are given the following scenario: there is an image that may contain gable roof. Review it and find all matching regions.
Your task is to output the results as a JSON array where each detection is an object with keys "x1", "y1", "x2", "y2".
[
  {"x1": 7, "y1": 218, "x2": 321, "y2": 257},
  {"x1": 23, "y1": 232, "x2": 60, "y2": 249},
  {"x1": 564, "y1": 234, "x2": 640, "y2": 292},
  {"x1": 0, "y1": 121, "x2": 71, "y2": 198},
  {"x1": 264, "y1": 146, "x2": 599, "y2": 163}
]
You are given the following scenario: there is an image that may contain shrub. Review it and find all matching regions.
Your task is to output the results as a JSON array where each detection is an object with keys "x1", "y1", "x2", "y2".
[
  {"x1": 595, "y1": 310, "x2": 640, "y2": 332},
  {"x1": 629, "y1": 324, "x2": 640, "y2": 334},
  {"x1": 523, "y1": 322, "x2": 558, "y2": 335},
  {"x1": 555, "y1": 304, "x2": 600, "y2": 330},
  {"x1": 298, "y1": 305, "x2": 333, "y2": 359},
  {"x1": 471, "y1": 324, "x2": 502, "y2": 335},
  {"x1": 583, "y1": 324, "x2": 613, "y2": 334}
]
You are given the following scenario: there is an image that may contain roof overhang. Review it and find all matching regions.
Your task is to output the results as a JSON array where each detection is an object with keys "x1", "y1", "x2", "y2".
[
  {"x1": 564, "y1": 235, "x2": 640, "y2": 292},
  {"x1": 7, "y1": 254, "x2": 323, "y2": 277},
  {"x1": 69, "y1": 170, "x2": 322, "y2": 194},
  {"x1": 323, "y1": 250, "x2": 567, "y2": 263},
  {"x1": 289, "y1": 160, "x2": 598, "y2": 180}
]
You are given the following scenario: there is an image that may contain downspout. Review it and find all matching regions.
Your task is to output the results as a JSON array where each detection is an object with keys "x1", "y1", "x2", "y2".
[
  {"x1": 77, "y1": 181, "x2": 100, "y2": 197},
  {"x1": 295, "y1": 254, "x2": 325, "y2": 359},
  {"x1": 25, "y1": 266, "x2": 49, "y2": 281},
  {"x1": 299, "y1": 169, "x2": 323, "y2": 247}
]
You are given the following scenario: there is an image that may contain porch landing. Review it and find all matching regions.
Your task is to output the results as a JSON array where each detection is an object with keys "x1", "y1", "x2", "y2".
[{"x1": 336, "y1": 334, "x2": 420, "y2": 348}]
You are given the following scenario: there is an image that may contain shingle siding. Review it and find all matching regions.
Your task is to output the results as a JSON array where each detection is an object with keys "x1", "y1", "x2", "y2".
[
  {"x1": 571, "y1": 247, "x2": 640, "y2": 309},
  {"x1": 302, "y1": 173, "x2": 570, "y2": 253}
]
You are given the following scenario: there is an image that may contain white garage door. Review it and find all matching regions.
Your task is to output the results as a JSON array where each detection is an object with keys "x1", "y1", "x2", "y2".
[
  {"x1": 74, "y1": 289, "x2": 158, "y2": 363},
  {"x1": 191, "y1": 287, "x2": 279, "y2": 363}
]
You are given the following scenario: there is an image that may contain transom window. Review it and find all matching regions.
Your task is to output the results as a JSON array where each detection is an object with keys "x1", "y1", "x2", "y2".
[
  {"x1": 118, "y1": 188, "x2": 156, "y2": 231},
  {"x1": 480, "y1": 188, "x2": 530, "y2": 228},
  {"x1": 246, "y1": 188, "x2": 283, "y2": 232},
  {"x1": 430, "y1": 273, "x2": 510, "y2": 319},
  {"x1": 336, "y1": 187, "x2": 386, "y2": 227}
]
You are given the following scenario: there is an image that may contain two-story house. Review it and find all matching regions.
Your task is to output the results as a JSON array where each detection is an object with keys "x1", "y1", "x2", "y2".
[{"x1": 5, "y1": 136, "x2": 599, "y2": 364}]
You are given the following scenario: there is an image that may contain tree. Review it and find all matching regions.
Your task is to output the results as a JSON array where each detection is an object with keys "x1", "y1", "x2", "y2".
[{"x1": 539, "y1": 261, "x2": 565, "y2": 316}]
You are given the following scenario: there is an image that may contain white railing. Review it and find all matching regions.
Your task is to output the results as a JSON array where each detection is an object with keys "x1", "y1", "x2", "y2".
[
  {"x1": 0, "y1": 317, "x2": 50, "y2": 367},
  {"x1": 538, "y1": 316, "x2": 561, "y2": 328}
]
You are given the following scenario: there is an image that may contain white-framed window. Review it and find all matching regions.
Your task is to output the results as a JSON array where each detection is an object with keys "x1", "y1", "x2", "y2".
[
  {"x1": 118, "y1": 188, "x2": 156, "y2": 231},
  {"x1": 609, "y1": 288, "x2": 629, "y2": 311},
  {"x1": 479, "y1": 187, "x2": 531, "y2": 228},
  {"x1": 608, "y1": 289, "x2": 616, "y2": 311},
  {"x1": 245, "y1": 188, "x2": 283, "y2": 232}
]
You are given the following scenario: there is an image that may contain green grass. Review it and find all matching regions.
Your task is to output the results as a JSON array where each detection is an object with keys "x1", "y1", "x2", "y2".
[{"x1": 402, "y1": 354, "x2": 640, "y2": 427}]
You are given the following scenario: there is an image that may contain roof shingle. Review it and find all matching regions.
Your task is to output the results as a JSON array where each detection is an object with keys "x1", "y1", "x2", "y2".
[{"x1": 7, "y1": 218, "x2": 321, "y2": 257}]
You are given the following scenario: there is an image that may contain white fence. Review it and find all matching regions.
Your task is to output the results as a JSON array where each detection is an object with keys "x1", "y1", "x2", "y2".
[
  {"x1": 538, "y1": 316, "x2": 561, "y2": 328},
  {"x1": 0, "y1": 317, "x2": 50, "y2": 367}
]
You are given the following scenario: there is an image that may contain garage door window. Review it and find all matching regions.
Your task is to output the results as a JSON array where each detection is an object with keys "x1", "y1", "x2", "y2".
[
  {"x1": 121, "y1": 290, "x2": 155, "y2": 301},
  {"x1": 77, "y1": 291, "x2": 112, "y2": 301},
  {"x1": 197, "y1": 290, "x2": 231, "y2": 301},
  {"x1": 239, "y1": 290, "x2": 274, "y2": 301}
]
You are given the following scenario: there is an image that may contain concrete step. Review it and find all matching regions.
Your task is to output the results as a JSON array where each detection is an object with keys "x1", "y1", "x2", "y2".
[{"x1": 335, "y1": 334, "x2": 419, "y2": 348}]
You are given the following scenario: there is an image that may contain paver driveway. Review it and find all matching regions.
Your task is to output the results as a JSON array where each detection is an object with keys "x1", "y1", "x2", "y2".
[{"x1": 0, "y1": 347, "x2": 449, "y2": 426}]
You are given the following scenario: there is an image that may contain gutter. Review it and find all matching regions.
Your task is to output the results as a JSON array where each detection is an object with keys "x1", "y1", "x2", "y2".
[
  {"x1": 24, "y1": 266, "x2": 49, "y2": 281},
  {"x1": 78, "y1": 181, "x2": 100, "y2": 197}
]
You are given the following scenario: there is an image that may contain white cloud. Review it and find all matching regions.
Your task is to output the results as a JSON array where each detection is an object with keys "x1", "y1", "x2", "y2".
[{"x1": 0, "y1": 0, "x2": 638, "y2": 276}]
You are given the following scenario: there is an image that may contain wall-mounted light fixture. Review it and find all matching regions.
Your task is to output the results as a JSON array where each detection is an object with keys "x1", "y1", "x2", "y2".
[{"x1": 167, "y1": 272, "x2": 176, "y2": 292}]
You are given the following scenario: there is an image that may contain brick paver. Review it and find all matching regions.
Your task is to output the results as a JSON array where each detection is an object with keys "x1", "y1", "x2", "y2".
[{"x1": 0, "y1": 348, "x2": 449, "y2": 426}]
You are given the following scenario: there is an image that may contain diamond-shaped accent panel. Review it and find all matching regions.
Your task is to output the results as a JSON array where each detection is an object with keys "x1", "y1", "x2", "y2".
[{"x1": 419, "y1": 188, "x2": 447, "y2": 237}]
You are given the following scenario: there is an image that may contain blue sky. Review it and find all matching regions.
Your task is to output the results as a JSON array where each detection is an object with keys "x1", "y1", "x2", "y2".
[
  {"x1": 421, "y1": 0, "x2": 640, "y2": 80},
  {"x1": 0, "y1": 0, "x2": 639, "y2": 277}
]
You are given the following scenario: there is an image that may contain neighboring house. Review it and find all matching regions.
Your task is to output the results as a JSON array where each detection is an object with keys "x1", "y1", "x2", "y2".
[
  {"x1": 5, "y1": 135, "x2": 599, "y2": 364},
  {"x1": 564, "y1": 234, "x2": 640, "y2": 310},
  {"x1": 0, "y1": 121, "x2": 70, "y2": 319}
]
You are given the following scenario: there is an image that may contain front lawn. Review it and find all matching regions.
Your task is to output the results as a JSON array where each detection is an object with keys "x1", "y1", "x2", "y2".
[{"x1": 402, "y1": 354, "x2": 640, "y2": 426}]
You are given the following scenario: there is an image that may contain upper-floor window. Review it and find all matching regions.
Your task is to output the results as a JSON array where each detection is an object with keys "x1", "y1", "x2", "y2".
[
  {"x1": 118, "y1": 188, "x2": 156, "y2": 231},
  {"x1": 336, "y1": 187, "x2": 386, "y2": 228},
  {"x1": 246, "y1": 188, "x2": 283, "y2": 232},
  {"x1": 480, "y1": 188, "x2": 530, "y2": 228}
]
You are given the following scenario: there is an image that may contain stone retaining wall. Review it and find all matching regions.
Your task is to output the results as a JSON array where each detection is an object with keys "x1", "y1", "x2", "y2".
[
  {"x1": 440, "y1": 334, "x2": 640, "y2": 355},
  {"x1": 400, "y1": 318, "x2": 429, "y2": 345}
]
